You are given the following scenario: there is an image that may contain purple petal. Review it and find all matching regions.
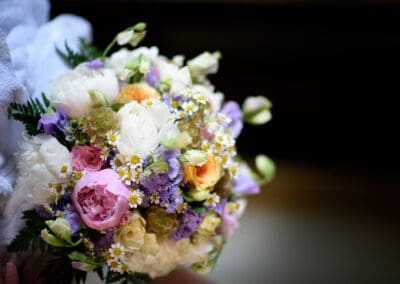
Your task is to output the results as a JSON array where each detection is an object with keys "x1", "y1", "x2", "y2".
[
  {"x1": 233, "y1": 173, "x2": 260, "y2": 195},
  {"x1": 220, "y1": 101, "x2": 243, "y2": 138},
  {"x1": 86, "y1": 59, "x2": 104, "y2": 70}
]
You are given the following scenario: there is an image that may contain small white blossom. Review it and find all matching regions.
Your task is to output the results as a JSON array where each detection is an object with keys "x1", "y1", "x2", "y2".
[
  {"x1": 181, "y1": 101, "x2": 199, "y2": 116},
  {"x1": 193, "y1": 92, "x2": 208, "y2": 104},
  {"x1": 106, "y1": 131, "x2": 120, "y2": 147},
  {"x1": 109, "y1": 243, "x2": 126, "y2": 258},
  {"x1": 58, "y1": 164, "x2": 72, "y2": 179},
  {"x1": 128, "y1": 190, "x2": 144, "y2": 208},
  {"x1": 116, "y1": 30, "x2": 134, "y2": 45},
  {"x1": 204, "y1": 193, "x2": 220, "y2": 208}
]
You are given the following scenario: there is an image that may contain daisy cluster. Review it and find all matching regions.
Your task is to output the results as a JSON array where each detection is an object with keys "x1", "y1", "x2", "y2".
[{"x1": 7, "y1": 23, "x2": 274, "y2": 281}]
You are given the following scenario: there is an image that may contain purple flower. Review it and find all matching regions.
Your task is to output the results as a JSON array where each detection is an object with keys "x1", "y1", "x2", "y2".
[
  {"x1": 140, "y1": 147, "x2": 184, "y2": 212},
  {"x1": 86, "y1": 59, "x2": 104, "y2": 70},
  {"x1": 170, "y1": 210, "x2": 204, "y2": 241},
  {"x1": 37, "y1": 109, "x2": 69, "y2": 137},
  {"x1": 145, "y1": 67, "x2": 160, "y2": 87},
  {"x1": 220, "y1": 101, "x2": 243, "y2": 137},
  {"x1": 64, "y1": 210, "x2": 82, "y2": 234},
  {"x1": 215, "y1": 198, "x2": 227, "y2": 216},
  {"x1": 233, "y1": 173, "x2": 260, "y2": 195}
]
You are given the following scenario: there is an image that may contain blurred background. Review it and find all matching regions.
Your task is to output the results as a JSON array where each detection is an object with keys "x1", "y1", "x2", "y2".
[{"x1": 51, "y1": 0, "x2": 400, "y2": 283}]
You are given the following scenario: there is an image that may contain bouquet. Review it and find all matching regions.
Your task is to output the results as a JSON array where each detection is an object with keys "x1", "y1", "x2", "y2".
[{"x1": 5, "y1": 23, "x2": 274, "y2": 283}]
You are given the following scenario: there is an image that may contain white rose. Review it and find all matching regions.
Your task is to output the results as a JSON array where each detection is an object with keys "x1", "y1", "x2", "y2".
[
  {"x1": 106, "y1": 47, "x2": 159, "y2": 78},
  {"x1": 122, "y1": 237, "x2": 212, "y2": 278},
  {"x1": 49, "y1": 64, "x2": 119, "y2": 117},
  {"x1": 156, "y1": 59, "x2": 191, "y2": 95},
  {"x1": 116, "y1": 100, "x2": 171, "y2": 158},
  {"x1": 16, "y1": 135, "x2": 72, "y2": 205}
]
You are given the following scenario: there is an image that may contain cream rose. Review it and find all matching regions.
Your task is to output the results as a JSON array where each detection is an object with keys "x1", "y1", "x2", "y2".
[
  {"x1": 49, "y1": 64, "x2": 119, "y2": 117},
  {"x1": 116, "y1": 100, "x2": 171, "y2": 158},
  {"x1": 113, "y1": 211, "x2": 146, "y2": 250}
]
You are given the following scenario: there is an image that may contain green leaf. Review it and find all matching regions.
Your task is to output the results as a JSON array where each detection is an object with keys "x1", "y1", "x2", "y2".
[
  {"x1": 7, "y1": 209, "x2": 47, "y2": 253},
  {"x1": 8, "y1": 93, "x2": 50, "y2": 136},
  {"x1": 56, "y1": 38, "x2": 102, "y2": 68}
]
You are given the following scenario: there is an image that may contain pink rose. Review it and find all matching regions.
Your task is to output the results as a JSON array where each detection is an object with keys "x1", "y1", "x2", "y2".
[
  {"x1": 72, "y1": 169, "x2": 131, "y2": 230},
  {"x1": 71, "y1": 146, "x2": 104, "y2": 171}
]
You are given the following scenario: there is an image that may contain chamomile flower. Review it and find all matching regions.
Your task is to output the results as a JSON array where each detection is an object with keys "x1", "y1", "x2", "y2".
[
  {"x1": 201, "y1": 142, "x2": 215, "y2": 155},
  {"x1": 106, "y1": 130, "x2": 119, "y2": 147},
  {"x1": 181, "y1": 101, "x2": 198, "y2": 116},
  {"x1": 229, "y1": 164, "x2": 239, "y2": 177},
  {"x1": 117, "y1": 167, "x2": 134, "y2": 185},
  {"x1": 149, "y1": 192, "x2": 160, "y2": 205},
  {"x1": 143, "y1": 98, "x2": 157, "y2": 108},
  {"x1": 100, "y1": 147, "x2": 110, "y2": 161},
  {"x1": 109, "y1": 243, "x2": 126, "y2": 258},
  {"x1": 204, "y1": 193, "x2": 220, "y2": 209},
  {"x1": 193, "y1": 92, "x2": 208, "y2": 104},
  {"x1": 58, "y1": 164, "x2": 72, "y2": 179},
  {"x1": 128, "y1": 190, "x2": 144, "y2": 208},
  {"x1": 50, "y1": 183, "x2": 65, "y2": 195},
  {"x1": 72, "y1": 170, "x2": 85, "y2": 182},
  {"x1": 111, "y1": 154, "x2": 125, "y2": 170},
  {"x1": 108, "y1": 259, "x2": 124, "y2": 273},
  {"x1": 127, "y1": 154, "x2": 142, "y2": 169},
  {"x1": 214, "y1": 131, "x2": 234, "y2": 147}
]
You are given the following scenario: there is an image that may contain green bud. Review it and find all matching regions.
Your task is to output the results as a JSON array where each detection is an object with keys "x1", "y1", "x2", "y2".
[
  {"x1": 89, "y1": 90, "x2": 108, "y2": 107},
  {"x1": 46, "y1": 218, "x2": 72, "y2": 243},
  {"x1": 130, "y1": 31, "x2": 147, "y2": 47},
  {"x1": 41, "y1": 229, "x2": 68, "y2": 247},
  {"x1": 133, "y1": 22, "x2": 147, "y2": 32},
  {"x1": 180, "y1": 150, "x2": 207, "y2": 166},
  {"x1": 243, "y1": 96, "x2": 272, "y2": 125},
  {"x1": 188, "y1": 51, "x2": 221, "y2": 80},
  {"x1": 255, "y1": 155, "x2": 275, "y2": 183}
]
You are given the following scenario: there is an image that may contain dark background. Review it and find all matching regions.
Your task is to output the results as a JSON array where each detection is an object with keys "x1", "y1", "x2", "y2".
[{"x1": 51, "y1": 1, "x2": 400, "y2": 283}]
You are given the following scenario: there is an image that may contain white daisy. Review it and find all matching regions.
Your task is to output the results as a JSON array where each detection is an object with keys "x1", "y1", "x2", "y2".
[
  {"x1": 193, "y1": 92, "x2": 208, "y2": 104},
  {"x1": 106, "y1": 130, "x2": 120, "y2": 147},
  {"x1": 108, "y1": 243, "x2": 126, "y2": 259},
  {"x1": 128, "y1": 190, "x2": 144, "y2": 208},
  {"x1": 181, "y1": 101, "x2": 199, "y2": 116},
  {"x1": 58, "y1": 164, "x2": 72, "y2": 179}
]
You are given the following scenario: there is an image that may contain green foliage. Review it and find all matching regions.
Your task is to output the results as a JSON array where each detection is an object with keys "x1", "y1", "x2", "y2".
[
  {"x1": 8, "y1": 93, "x2": 50, "y2": 136},
  {"x1": 56, "y1": 38, "x2": 102, "y2": 68},
  {"x1": 106, "y1": 271, "x2": 151, "y2": 284},
  {"x1": 38, "y1": 256, "x2": 74, "y2": 284},
  {"x1": 7, "y1": 209, "x2": 47, "y2": 253}
]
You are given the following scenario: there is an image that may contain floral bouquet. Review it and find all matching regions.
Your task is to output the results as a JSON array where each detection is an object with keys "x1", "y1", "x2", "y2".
[{"x1": 5, "y1": 23, "x2": 274, "y2": 283}]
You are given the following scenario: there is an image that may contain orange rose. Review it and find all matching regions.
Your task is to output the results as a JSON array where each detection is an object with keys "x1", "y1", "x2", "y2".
[
  {"x1": 184, "y1": 155, "x2": 222, "y2": 192},
  {"x1": 116, "y1": 83, "x2": 159, "y2": 104}
]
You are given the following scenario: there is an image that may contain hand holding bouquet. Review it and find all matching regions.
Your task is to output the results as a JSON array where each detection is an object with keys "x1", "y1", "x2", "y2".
[{"x1": 4, "y1": 23, "x2": 274, "y2": 283}]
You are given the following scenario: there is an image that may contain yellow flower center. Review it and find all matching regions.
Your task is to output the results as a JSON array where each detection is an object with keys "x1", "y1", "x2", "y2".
[
  {"x1": 110, "y1": 261, "x2": 118, "y2": 268},
  {"x1": 113, "y1": 248, "x2": 122, "y2": 256},
  {"x1": 109, "y1": 134, "x2": 116, "y2": 142},
  {"x1": 54, "y1": 184, "x2": 63, "y2": 193},
  {"x1": 171, "y1": 101, "x2": 179, "y2": 108},
  {"x1": 186, "y1": 104, "x2": 194, "y2": 111},
  {"x1": 118, "y1": 169, "x2": 126, "y2": 178},
  {"x1": 129, "y1": 195, "x2": 139, "y2": 204},
  {"x1": 60, "y1": 165, "x2": 68, "y2": 173},
  {"x1": 130, "y1": 155, "x2": 140, "y2": 164}
]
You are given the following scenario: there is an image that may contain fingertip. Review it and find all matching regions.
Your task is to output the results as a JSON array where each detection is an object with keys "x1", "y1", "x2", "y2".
[{"x1": 5, "y1": 262, "x2": 18, "y2": 284}]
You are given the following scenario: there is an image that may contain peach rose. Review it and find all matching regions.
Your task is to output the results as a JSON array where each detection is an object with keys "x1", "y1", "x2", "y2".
[
  {"x1": 116, "y1": 82, "x2": 159, "y2": 104},
  {"x1": 184, "y1": 155, "x2": 221, "y2": 191}
]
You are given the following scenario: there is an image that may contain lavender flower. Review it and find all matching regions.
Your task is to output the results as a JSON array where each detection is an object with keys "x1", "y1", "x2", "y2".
[
  {"x1": 233, "y1": 173, "x2": 260, "y2": 195},
  {"x1": 140, "y1": 147, "x2": 184, "y2": 212},
  {"x1": 37, "y1": 108, "x2": 69, "y2": 137},
  {"x1": 145, "y1": 66, "x2": 160, "y2": 87},
  {"x1": 170, "y1": 210, "x2": 204, "y2": 241},
  {"x1": 86, "y1": 59, "x2": 104, "y2": 69},
  {"x1": 64, "y1": 210, "x2": 82, "y2": 234},
  {"x1": 220, "y1": 101, "x2": 243, "y2": 137}
]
